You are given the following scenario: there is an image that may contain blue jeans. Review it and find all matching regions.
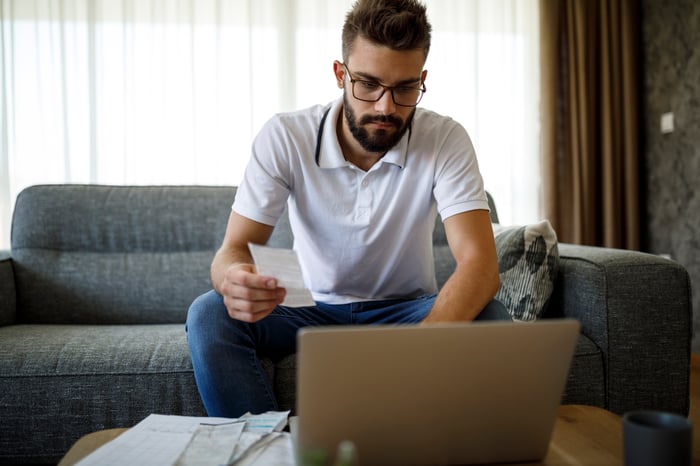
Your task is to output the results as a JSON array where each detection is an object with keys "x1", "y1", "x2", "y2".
[{"x1": 185, "y1": 290, "x2": 508, "y2": 417}]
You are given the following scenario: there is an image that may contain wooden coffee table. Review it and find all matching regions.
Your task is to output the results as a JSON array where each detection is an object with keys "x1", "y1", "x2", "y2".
[{"x1": 60, "y1": 405, "x2": 622, "y2": 466}]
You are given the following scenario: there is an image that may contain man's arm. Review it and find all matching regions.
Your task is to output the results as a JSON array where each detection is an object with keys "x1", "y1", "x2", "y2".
[
  {"x1": 422, "y1": 209, "x2": 500, "y2": 323},
  {"x1": 211, "y1": 211, "x2": 286, "y2": 322}
]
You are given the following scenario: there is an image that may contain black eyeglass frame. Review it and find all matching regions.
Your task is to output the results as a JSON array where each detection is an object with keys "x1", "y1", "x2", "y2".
[{"x1": 342, "y1": 63, "x2": 426, "y2": 107}]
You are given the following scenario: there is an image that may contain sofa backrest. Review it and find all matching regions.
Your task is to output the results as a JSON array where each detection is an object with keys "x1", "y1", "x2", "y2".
[
  {"x1": 11, "y1": 185, "x2": 233, "y2": 324},
  {"x1": 11, "y1": 185, "x2": 498, "y2": 324}
]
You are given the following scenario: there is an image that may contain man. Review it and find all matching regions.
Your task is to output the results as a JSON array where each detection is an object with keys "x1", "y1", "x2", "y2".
[{"x1": 186, "y1": 0, "x2": 504, "y2": 418}]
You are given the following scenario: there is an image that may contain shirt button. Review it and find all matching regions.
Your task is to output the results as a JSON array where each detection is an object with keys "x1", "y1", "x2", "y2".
[{"x1": 361, "y1": 180, "x2": 369, "y2": 187}]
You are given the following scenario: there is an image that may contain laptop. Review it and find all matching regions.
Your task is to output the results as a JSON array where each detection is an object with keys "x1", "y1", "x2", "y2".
[{"x1": 295, "y1": 319, "x2": 580, "y2": 465}]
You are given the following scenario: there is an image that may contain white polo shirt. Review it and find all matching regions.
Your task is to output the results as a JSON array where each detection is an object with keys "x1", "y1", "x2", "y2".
[{"x1": 233, "y1": 98, "x2": 488, "y2": 304}]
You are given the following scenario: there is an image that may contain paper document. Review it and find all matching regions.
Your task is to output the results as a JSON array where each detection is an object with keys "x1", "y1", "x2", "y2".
[
  {"x1": 229, "y1": 410, "x2": 292, "y2": 463},
  {"x1": 75, "y1": 411, "x2": 291, "y2": 466},
  {"x1": 175, "y1": 421, "x2": 245, "y2": 466},
  {"x1": 239, "y1": 410, "x2": 290, "y2": 433},
  {"x1": 248, "y1": 243, "x2": 315, "y2": 307},
  {"x1": 229, "y1": 432, "x2": 295, "y2": 466},
  {"x1": 75, "y1": 414, "x2": 236, "y2": 466}
]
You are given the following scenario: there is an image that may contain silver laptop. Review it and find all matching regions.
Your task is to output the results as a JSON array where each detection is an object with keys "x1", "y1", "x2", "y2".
[{"x1": 295, "y1": 319, "x2": 580, "y2": 465}]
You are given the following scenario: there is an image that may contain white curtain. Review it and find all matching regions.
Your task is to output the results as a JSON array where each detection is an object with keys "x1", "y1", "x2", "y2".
[{"x1": 0, "y1": 0, "x2": 539, "y2": 249}]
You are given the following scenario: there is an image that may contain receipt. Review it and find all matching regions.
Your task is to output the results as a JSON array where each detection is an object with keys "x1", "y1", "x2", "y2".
[
  {"x1": 248, "y1": 243, "x2": 315, "y2": 307},
  {"x1": 175, "y1": 421, "x2": 245, "y2": 466}
]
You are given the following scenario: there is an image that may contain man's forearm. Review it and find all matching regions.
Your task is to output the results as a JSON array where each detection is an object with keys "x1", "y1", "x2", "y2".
[{"x1": 423, "y1": 263, "x2": 499, "y2": 323}]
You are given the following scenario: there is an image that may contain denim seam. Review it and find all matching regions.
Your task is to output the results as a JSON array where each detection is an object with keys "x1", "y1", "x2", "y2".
[{"x1": 247, "y1": 347, "x2": 278, "y2": 411}]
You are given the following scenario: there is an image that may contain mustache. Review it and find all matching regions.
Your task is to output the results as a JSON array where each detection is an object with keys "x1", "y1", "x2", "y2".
[{"x1": 359, "y1": 114, "x2": 403, "y2": 128}]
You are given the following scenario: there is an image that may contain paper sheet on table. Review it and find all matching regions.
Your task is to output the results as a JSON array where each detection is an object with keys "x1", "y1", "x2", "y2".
[
  {"x1": 74, "y1": 414, "x2": 235, "y2": 466},
  {"x1": 248, "y1": 243, "x2": 315, "y2": 307},
  {"x1": 239, "y1": 410, "x2": 289, "y2": 433},
  {"x1": 174, "y1": 421, "x2": 245, "y2": 466},
  {"x1": 229, "y1": 410, "x2": 291, "y2": 463},
  {"x1": 74, "y1": 411, "x2": 291, "y2": 466},
  {"x1": 250, "y1": 433, "x2": 294, "y2": 466},
  {"x1": 230, "y1": 432, "x2": 295, "y2": 466}
]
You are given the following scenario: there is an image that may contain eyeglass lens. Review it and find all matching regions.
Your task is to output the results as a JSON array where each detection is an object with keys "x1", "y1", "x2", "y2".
[{"x1": 352, "y1": 81, "x2": 423, "y2": 106}]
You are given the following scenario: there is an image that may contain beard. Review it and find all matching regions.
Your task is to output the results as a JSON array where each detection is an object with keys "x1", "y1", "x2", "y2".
[{"x1": 343, "y1": 92, "x2": 415, "y2": 154}]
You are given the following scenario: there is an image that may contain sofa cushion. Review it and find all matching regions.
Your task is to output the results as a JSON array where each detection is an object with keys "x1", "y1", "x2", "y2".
[
  {"x1": 11, "y1": 185, "x2": 234, "y2": 324},
  {"x1": 493, "y1": 220, "x2": 559, "y2": 321},
  {"x1": 560, "y1": 333, "x2": 605, "y2": 407},
  {"x1": 0, "y1": 324, "x2": 195, "y2": 377},
  {"x1": 0, "y1": 324, "x2": 205, "y2": 463},
  {"x1": 13, "y1": 249, "x2": 218, "y2": 324}
]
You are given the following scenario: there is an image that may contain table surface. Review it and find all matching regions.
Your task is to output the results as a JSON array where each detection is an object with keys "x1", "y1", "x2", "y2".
[
  {"x1": 56, "y1": 404, "x2": 692, "y2": 466},
  {"x1": 509, "y1": 404, "x2": 623, "y2": 466}
]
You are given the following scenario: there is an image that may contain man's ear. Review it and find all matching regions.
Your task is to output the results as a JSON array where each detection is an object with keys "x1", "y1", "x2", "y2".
[{"x1": 333, "y1": 60, "x2": 345, "y2": 89}]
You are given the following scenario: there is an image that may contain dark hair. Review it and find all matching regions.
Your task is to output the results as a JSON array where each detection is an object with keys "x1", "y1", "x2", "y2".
[{"x1": 342, "y1": 0, "x2": 432, "y2": 62}]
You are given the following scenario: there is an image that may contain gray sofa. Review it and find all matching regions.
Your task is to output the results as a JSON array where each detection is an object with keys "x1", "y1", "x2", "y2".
[{"x1": 0, "y1": 184, "x2": 693, "y2": 465}]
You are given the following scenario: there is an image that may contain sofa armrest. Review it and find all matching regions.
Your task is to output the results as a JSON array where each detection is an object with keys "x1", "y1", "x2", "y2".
[
  {"x1": 547, "y1": 243, "x2": 692, "y2": 415},
  {"x1": 0, "y1": 251, "x2": 16, "y2": 326}
]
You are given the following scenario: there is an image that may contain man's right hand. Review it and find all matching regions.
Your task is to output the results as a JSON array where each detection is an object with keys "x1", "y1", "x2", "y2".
[{"x1": 218, "y1": 263, "x2": 287, "y2": 323}]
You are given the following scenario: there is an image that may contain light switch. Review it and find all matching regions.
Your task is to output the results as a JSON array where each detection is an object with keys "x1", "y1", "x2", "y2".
[{"x1": 660, "y1": 112, "x2": 674, "y2": 134}]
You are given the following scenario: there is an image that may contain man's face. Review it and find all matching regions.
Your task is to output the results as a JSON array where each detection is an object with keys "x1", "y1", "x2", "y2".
[
  {"x1": 336, "y1": 37, "x2": 427, "y2": 155},
  {"x1": 342, "y1": 92, "x2": 413, "y2": 154}
]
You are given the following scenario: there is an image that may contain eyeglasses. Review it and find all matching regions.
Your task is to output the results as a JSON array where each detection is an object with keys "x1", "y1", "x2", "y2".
[{"x1": 343, "y1": 64, "x2": 426, "y2": 107}]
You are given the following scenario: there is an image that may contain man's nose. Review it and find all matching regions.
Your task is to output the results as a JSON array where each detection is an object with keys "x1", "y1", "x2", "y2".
[{"x1": 374, "y1": 89, "x2": 396, "y2": 115}]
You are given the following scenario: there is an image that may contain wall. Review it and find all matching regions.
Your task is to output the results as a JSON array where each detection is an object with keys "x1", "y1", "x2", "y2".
[{"x1": 642, "y1": 0, "x2": 700, "y2": 352}]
